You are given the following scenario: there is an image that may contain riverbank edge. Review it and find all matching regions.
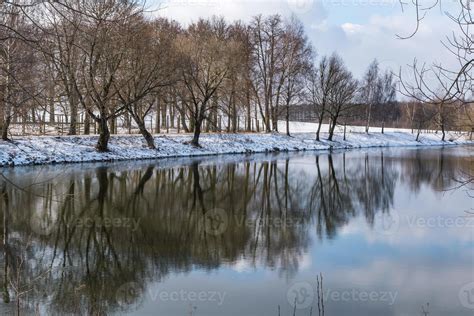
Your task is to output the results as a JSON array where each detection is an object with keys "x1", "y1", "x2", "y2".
[{"x1": 0, "y1": 131, "x2": 472, "y2": 167}]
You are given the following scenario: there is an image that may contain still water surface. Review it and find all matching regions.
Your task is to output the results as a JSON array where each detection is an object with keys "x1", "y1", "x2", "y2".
[{"x1": 0, "y1": 146, "x2": 473, "y2": 315}]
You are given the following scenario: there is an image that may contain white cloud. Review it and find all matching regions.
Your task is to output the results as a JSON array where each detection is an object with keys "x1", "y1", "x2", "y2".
[{"x1": 341, "y1": 22, "x2": 362, "y2": 33}]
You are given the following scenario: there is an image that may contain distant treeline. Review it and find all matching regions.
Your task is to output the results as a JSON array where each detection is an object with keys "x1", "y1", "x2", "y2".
[{"x1": 288, "y1": 101, "x2": 473, "y2": 132}]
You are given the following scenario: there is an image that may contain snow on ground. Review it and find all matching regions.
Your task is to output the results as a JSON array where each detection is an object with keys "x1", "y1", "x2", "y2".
[{"x1": 0, "y1": 121, "x2": 471, "y2": 167}]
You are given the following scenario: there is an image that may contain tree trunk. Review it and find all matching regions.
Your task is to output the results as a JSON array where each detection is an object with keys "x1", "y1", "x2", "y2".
[
  {"x1": 191, "y1": 118, "x2": 202, "y2": 147},
  {"x1": 31, "y1": 108, "x2": 36, "y2": 123},
  {"x1": 189, "y1": 112, "x2": 195, "y2": 131},
  {"x1": 316, "y1": 110, "x2": 324, "y2": 141},
  {"x1": 138, "y1": 121, "x2": 156, "y2": 149},
  {"x1": 68, "y1": 90, "x2": 78, "y2": 135},
  {"x1": 161, "y1": 100, "x2": 167, "y2": 129},
  {"x1": 365, "y1": 103, "x2": 372, "y2": 134},
  {"x1": 41, "y1": 110, "x2": 46, "y2": 134},
  {"x1": 155, "y1": 97, "x2": 161, "y2": 134},
  {"x1": 271, "y1": 107, "x2": 278, "y2": 132},
  {"x1": 96, "y1": 117, "x2": 110, "y2": 152},
  {"x1": 170, "y1": 94, "x2": 176, "y2": 128},
  {"x1": 1, "y1": 116, "x2": 11, "y2": 141},
  {"x1": 181, "y1": 115, "x2": 189, "y2": 133},
  {"x1": 328, "y1": 118, "x2": 337, "y2": 141},
  {"x1": 69, "y1": 110, "x2": 77, "y2": 135},
  {"x1": 22, "y1": 112, "x2": 26, "y2": 135},
  {"x1": 264, "y1": 100, "x2": 271, "y2": 132},
  {"x1": 49, "y1": 96, "x2": 55, "y2": 124},
  {"x1": 123, "y1": 112, "x2": 131, "y2": 134},
  {"x1": 212, "y1": 95, "x2": 218, "y2": 132},
  {"x1": 231, "y1": 102, "x2": 237, "y2": 133},
  {"x1": 343, "y1": 123, "x2": 347, "y2": 141},
  {"x1": 231, "y1": 87, "x2": 237, "y2": 133},
  {"x1": 226, "y1": 105, "x2": 231, "y2": 133},
  {"x1": 0, "y1": 107, "x2": 5, "y2": 140},
  {"x1": 285, "y1": 104, "x2": 290, "y2": 136},
  {"x1": 246, "y1": 89, "x2": 251, "y2": 132},
  {"x1": 84, "y1": 112, "x2": 91, "y2": 135},
  {"x1": 441, "y1": 123, "x2": 446, "y2": 141},
  {"x1": 110, "y1": 117, "x2": 116, "y2": 135}
]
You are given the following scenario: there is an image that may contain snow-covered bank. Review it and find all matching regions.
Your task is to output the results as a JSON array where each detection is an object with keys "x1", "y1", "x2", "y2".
[{"x1": 0, "y1": 129, "x2": 471, "y2": 167}]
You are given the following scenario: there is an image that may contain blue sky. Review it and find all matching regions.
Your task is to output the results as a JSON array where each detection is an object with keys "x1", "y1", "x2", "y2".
[{"x1": 148, "y1": 0, "x2": 461, "y2": 79}]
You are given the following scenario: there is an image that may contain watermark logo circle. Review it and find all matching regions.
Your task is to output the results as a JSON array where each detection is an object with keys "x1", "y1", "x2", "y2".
[
  {"x1": 287, "y1": 282, "x2": 314, "y2": 309},
  {"x1": 30, "y1": 213, "x2": 56, "y2": 236},
  {"x1": 373, "y1": 210, "x2": 400, "y2": 235},
  {"x1": 116, "y1": 282, "x2": 144, "y2": 309},
  {"x1": 287, "y1": 0, "x2": 314, "y2": 14},
  {"x1": 202, "y1": 208, "x2": 228, "y2": 236},
  {"x1": 459, "y1": 282, "x2": 474, "y2": 310}
]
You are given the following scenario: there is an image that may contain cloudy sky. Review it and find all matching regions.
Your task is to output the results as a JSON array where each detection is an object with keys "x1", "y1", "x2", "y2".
[{"x1": 149, "y1": 0, "x2": 461, "y2": 79}]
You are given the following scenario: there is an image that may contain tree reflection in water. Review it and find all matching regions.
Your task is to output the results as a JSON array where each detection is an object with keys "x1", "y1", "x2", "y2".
[{"x1": 0, "y1": 147, "x2": 471, "y2": 314}]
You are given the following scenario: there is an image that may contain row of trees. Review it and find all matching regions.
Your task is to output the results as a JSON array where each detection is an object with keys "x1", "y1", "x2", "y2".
[{"x1": 0, "y1": 0, "x2": 469, "y2": 152}]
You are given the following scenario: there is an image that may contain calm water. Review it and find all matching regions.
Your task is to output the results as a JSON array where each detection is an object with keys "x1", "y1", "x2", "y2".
[{"x1": 0, "y1": 146, "x2": 473, "y2": 316}]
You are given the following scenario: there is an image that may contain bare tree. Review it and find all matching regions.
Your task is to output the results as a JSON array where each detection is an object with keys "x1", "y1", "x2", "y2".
[
  {"x1": 229, "y1": 21, "x2": 254, "y2": 132},
  {"x1": 413, "y1": 100, "x2": 435, "y2": 142},
  {"x1": 249, "y1": 15, "x2": 286, "y2": 132},
  {"x1": 177, "y1": 18, "x2": 238, "y2": 147},
  {"x1": 359, "y1": 59, "x2": 380, "y2": 134},
  {"x1": 115, "y1": 17, "x2": 177, "y2": 149},
  {"x1": 306, "y1": 54, "x2": 340, "y2": 141},
  {"x1": 326, "y1": 57, "x2": 358, "y2": 141},
  {"x1": 220, "y1": 19, "x2": 245, "y2": 133},
  {"x1": 360, "y1": 59, "x2": 396, "y2": 133},
  {"x1": 280, "y1": 17, "x2": 312, "y2": 136},
  {"x1": 43, "y1": 3, "x2": 82, "y2": 135},
  {"x1": 398, "y1": 1, "x2": 473, "y2": 140},
  {"x1": 399, "y1": 61, "x2": 464, "y2": 141},
  {"x1": 38, "y1": 0, "x2": 146, "y2": 151},
  {"x1": 0, "y1": 1, "x2": 40, "y2": 140}
]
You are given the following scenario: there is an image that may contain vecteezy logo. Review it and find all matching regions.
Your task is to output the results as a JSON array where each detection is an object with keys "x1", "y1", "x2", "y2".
[
  {"x1": 373, "y1": 210, "x2": 400, "y2": 235},
  {"x1": 287, "y1": 0, "x2": 314, "y2": 14},
  {"x1": 459, "y1": 282, "x2": 474, "y2": 310},
  {"x1": 30, "y1": 213, "x2": 56, "y2": 236},
  {"x1": 202, "y1": 208, "x2": 228, "y2": 236},
  {"x1": 116, "y1": 282, "x2": 144, "y2": 309},
  {"x1": 287, "y1": 282, "x2": 314, "y2": 309}
]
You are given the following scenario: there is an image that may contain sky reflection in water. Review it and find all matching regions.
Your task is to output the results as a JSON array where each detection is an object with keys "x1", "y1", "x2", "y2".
[{"x1": 0, "y1": 146, "x2": 472, "y2": 315}]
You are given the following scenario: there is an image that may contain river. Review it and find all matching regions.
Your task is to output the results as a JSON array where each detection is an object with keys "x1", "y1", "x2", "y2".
[{"x1": 0, "y1": 146, "x2": 472, "y2": 315}]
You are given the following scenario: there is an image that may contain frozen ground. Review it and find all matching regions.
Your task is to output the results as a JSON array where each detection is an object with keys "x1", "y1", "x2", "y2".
[{"x1": 0, "y1": 122, "x2": 471, "y2": 167}]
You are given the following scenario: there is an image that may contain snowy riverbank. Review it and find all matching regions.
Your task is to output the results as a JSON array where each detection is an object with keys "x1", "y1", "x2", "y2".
[{"x1": 0, "y1": 128, "x2": 471, "y2": 167}]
